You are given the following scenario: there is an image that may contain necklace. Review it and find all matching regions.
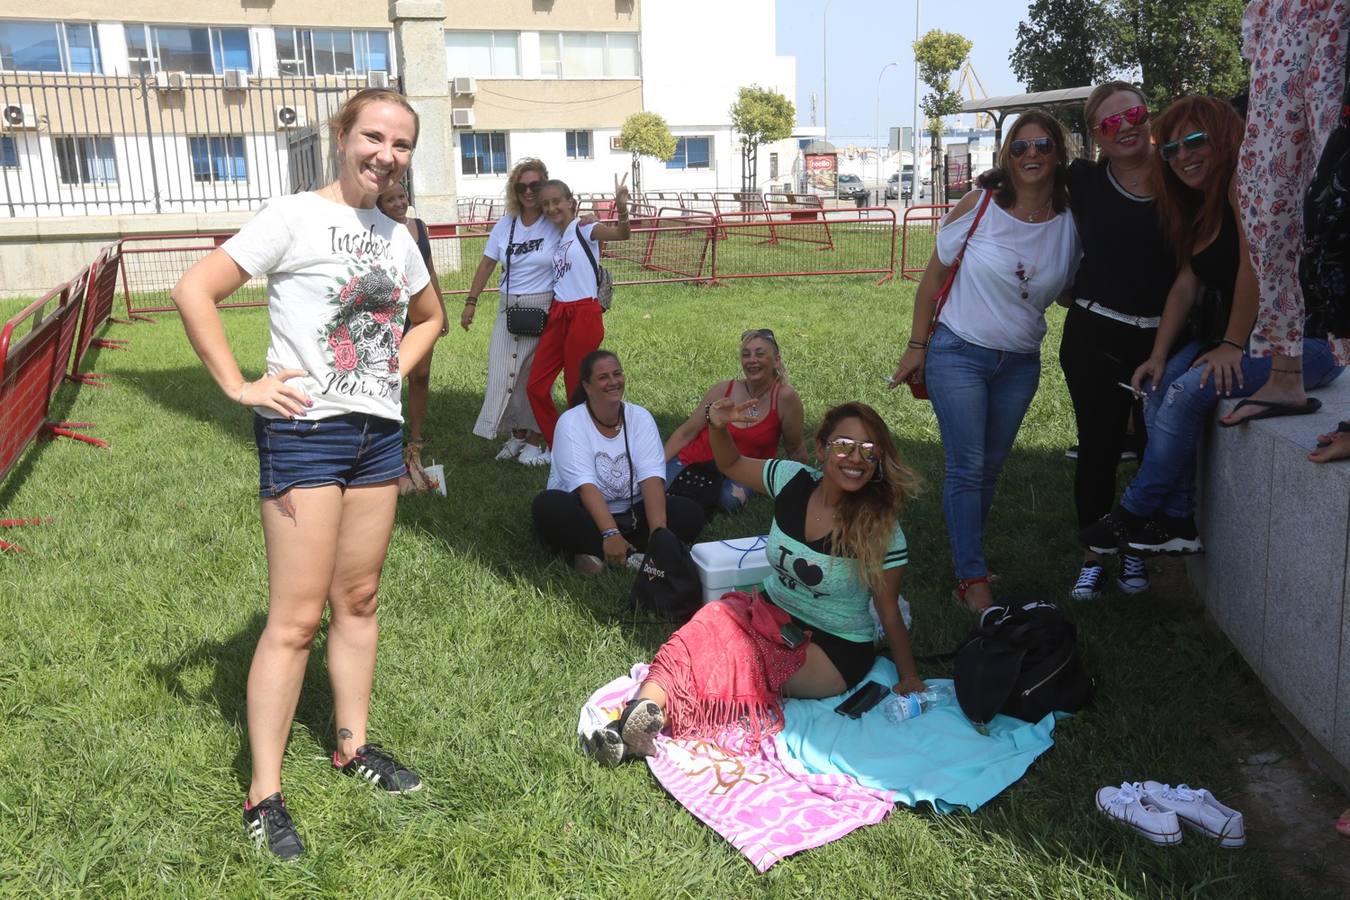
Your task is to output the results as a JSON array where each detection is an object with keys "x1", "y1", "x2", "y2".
[
  {"x1": 1011, "y1": 198, "x2": 1053, "y2": 223},
  {"x1": 587, "y1": 402, "x2": 622, "y2": 431}
]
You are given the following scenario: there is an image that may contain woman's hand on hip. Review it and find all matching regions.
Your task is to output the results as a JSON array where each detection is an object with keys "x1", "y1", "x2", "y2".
[
  {"x1": 239, "y1": 368, "x2": 311, "y2": 417},
  {"x1": 888, "y1": 347, "x2": 926, "y2": 390}
]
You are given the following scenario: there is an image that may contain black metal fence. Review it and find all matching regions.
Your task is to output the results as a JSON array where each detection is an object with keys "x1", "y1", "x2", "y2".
[{"x1": 0, "y1": 73, "x2": 374, "y2": 218}]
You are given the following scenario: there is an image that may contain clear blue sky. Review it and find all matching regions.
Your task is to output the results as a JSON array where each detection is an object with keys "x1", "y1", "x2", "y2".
[{"x1": 775, "y1": 0, "x2": 1031, "y2": 145}]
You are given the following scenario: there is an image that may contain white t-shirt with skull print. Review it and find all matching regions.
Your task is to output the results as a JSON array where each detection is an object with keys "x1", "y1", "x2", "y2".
[
  {"x1": 546, "y1": 402, "x2": 665, "y2": 514},
  {"x1": 221, "y1": 192, "x2": 431, "y2": 422}
]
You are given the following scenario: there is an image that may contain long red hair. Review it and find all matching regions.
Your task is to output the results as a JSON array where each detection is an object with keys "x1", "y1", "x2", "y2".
[{"x1": 1151, "y1": 97, "x2": 1243, "y2": 265}]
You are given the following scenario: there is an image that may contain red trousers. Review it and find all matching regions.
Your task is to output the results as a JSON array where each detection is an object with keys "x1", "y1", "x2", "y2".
[{"x1": 528, "y1": 299, "x2": 604, "y2": 444}]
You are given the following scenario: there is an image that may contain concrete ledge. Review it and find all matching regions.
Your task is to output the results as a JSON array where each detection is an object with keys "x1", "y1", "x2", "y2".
[{"x1": 1189, "y1": 373, "x2": 1350, "y2": 788}]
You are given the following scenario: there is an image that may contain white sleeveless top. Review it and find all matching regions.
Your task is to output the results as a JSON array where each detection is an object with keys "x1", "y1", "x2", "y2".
[{"x1": 936, "y1": 190, "x2": 1081, "y2": 353}]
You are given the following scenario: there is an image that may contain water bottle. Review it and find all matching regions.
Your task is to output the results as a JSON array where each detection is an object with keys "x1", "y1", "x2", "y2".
[{"x1": 882, "y1": 684, "x2": 954, "y2": 724}]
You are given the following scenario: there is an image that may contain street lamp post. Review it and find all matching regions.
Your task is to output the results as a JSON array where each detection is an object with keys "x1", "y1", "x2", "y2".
[
  {"x1": 910, "y1": 0, "x2": 921, "y2": 205},
  {"x1": 875, "y1": 61, "x2": 898, "y2": 207}
]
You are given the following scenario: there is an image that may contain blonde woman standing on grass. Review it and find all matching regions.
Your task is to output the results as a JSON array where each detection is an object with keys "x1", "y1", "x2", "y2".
[{"x1": 172, "y1": 89, "x2": 443, "y2": 861}]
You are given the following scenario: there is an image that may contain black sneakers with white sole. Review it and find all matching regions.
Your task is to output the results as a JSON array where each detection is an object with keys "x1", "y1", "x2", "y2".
[
  {"x1": 1124, "y1": 515, "x2": 1203, "y2": 557},
  {"x1": 335, "y1": 743, "x2": 423, "y2": 793},
  {"x1": 243, "y1": 792, "x2": 305, "y2": 860}
]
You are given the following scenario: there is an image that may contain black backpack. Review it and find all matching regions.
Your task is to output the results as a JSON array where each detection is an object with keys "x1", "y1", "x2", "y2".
[
  {"x1": 951, "y1": 599, "x2": 1094, "y2": 726},
  {"x1": 1301, "y1": 49, "x2": 1350, "y2": 339},
  {"x1": 627, "y1": 527, "x2": 702, "y2": 623}
]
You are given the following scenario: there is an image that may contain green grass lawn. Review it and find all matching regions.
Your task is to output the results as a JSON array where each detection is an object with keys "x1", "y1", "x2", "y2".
[{"x1": 2, "y1": 275, "x2": 1286, "y2": 897}]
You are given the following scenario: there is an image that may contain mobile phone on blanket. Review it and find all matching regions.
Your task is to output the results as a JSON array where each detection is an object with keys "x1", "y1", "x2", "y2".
[
  {"x1": 834, "y1": 681, "x2": 887, "y2": 718},
  {"x1": 779, "y1": 621, "x2": 806, "y2": 650}
]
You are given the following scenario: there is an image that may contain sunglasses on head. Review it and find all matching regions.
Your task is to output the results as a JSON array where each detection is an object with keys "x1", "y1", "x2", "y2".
[
  {"x1": 1094, "y1": 105, "x2": 1149, "y2": 137},
  {"x1": 1009, "y1": 137, "x2": 1055, "y2": 158},
  {"x1": 741, "y1": 328, "x2": 776, "y2": 344},
  {"x1": 1159, "y1": 131, "x2": 1209, "y2": 161},
  {"x1": 514, "y1": 180, "x2": 542, "y2": 194},
  {"x1": 825, "y1": 437, "x2": 878, "y2": 464}
]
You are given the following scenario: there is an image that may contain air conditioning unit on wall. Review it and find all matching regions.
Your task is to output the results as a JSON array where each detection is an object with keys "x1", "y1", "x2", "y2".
[
  {"x1": 366, "y1": 71, "x2": 390, "y2": 89},
  {"x1": 155, "y1": 71, "x2": 186, "y2": 91},
  {"x1": 275, "y1": 105, "x2": 309, "y2": 129},
  {"x1": 452, "y1": 76, "x2": 477, "y2": 96},
  {"x1": 1, "y1": 103, "x2": 37, "y2": 130},
  {"x1": 223, "y1": 69, "x2": 249, "y2": 90},
  {"x1": 451, "y1": 108, "x2": 475, "y2": 128},
  {"x1": 609, "y1": 136, "x2": 624, "y2": 151}
]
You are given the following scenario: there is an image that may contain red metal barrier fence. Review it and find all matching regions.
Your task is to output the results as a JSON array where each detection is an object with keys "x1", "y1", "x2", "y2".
[
  {"x1": 70, "y1": 243, "x2": 125, "y2": 385},
  {"x1": 120, "y1": 234, "x2": 268, "y2": 316},
  {"x1": 899, "y1": 203, "x2": 952, "y2": 281}
]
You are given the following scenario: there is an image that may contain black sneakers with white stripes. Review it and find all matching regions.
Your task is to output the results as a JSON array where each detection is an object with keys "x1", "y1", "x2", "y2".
[
  {"x1": 243, "y1": 792, "x2": 305, "y2": 860},
  {"x1": 334, "y1": 743, "x2": 423, "y2": 793}
]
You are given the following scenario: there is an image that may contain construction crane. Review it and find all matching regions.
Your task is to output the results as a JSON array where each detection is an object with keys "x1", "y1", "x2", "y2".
[{"x1": 956, "y1": 61, "x2": 992, "y2": 129}]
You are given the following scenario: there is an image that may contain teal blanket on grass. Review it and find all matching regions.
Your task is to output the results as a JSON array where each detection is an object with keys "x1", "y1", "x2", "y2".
[{"x1": 775, "y1": 659, "x2": 1057, "y2": 813}]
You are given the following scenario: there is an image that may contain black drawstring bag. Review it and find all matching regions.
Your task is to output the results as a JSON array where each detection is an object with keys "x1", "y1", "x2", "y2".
[
  {"x1": 950, "y1": 599, "x2": 1094, "y2": 726},
  {"x1": 627, "y1": 527, "x2": 701, "y2": 623}
]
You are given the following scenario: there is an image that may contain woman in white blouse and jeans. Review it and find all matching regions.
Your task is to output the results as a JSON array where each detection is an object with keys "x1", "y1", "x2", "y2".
[{"x1": 890, "y1": 110, "x2": 1081, "y2": 612}]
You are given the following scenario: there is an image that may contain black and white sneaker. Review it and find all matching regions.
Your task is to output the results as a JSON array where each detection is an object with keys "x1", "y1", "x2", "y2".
[
  {"x1": 1116, "y1": 553, "x2": 1151, "y2": 594},
  {"x1": 1070, "y1": 561, "x2": 1106, "y2": 601},
  {"x1": 1124, "y1": 515, "x2": 1203, "y2": 557},
  {"x1": 243, "y1": 792, "x2": 305, "y2": 860},
  {"x1": 335, "y1": 744, "x2": 423, "y2": 793},
  {"x1": 1079, "y1": 509, "x2": 1141, "y2": 556}
]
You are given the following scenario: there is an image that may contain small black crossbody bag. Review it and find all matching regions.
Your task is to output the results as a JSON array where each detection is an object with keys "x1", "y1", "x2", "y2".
[{"x1": 503, "y1": 217, "x2": 549, "y2": 336}]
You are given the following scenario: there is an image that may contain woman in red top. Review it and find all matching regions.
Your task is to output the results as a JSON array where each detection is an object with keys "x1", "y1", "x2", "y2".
[{"x1": 663, "y1": 328, "x2": 807, "y2": 513}]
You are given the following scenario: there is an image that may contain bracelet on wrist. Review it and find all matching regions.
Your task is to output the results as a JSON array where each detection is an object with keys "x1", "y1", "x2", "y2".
[
  {"x1": 907, "y1": 340, "x2": 928, "y2": 350},
  {"x1": 600, "y1": 528, "x2": 621, "y2": 539},
  {"x1": 1220, "y1": 338, "x2": 1244, "y2": 351},
  {"x1": 464, "y1": 297, "x2": 478, "y2": 306}
]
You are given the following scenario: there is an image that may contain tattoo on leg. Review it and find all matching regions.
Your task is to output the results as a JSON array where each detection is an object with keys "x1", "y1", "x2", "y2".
[
  {"x1": 273, "y1": 492, "x2": 297, "y2": 522},
  {"x1": 338, "y1": 728, "x2": 353, "y2": 741}
]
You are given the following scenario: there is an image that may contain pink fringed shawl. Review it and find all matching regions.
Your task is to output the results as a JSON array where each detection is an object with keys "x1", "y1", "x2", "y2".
[{"x1": 645, "y1": 591, "x2": 807, "y2": 748}]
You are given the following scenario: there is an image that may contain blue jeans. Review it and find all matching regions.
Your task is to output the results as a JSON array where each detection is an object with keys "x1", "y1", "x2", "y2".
[
  {"x1": 924, "y1": 325, "x2": 1042, "y2": 580},
  {"x1": 1121, "y1": 338, "x2": 1344, "y2": 518},
  {"x1": 665, "y1": 457, "x2": 751, "y2": 514}
]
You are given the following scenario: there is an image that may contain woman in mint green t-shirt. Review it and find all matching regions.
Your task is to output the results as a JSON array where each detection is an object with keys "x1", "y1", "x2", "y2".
[{"x1": 588, "y1": 401, "x2": 929, "y2": 767}]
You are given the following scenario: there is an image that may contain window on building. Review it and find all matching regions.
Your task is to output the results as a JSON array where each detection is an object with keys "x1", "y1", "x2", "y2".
[
  {"x1": 275, "y1": 28, "x2": 390, "y2": 77},
  {"x1": 0, "y1": 20, "x2": 101, "y2": 73},
  {"x1": 666, "y1": 137, "x2": 711, "y2": 170},
  {"x1": 769, "y1": 153, "x2": 778, "y2": 179},
  {"x1": 54, "y1": 136, "x2": 117, "y2": 185},
  {"x1": 538, "y1": 32, "x2": 639, "y2": 78},
  {"x1": 123, "y1": 25, "x2": 252, "y2": 75},
  {"x1": 566, "y1": 130, "x2": 592, "y2": 160},
  {"x1": 0, "y1": 136, "x2": 17, "y2": 168},
  {"x1": 461, "y1": 132, "x2": 508, "y2": 176},
  {"x1": 189, "y1": 135, "x2": 247, "y2": 183},
  {"x1": 445, "y1": 31, "x2": 518, "y2": 78}
]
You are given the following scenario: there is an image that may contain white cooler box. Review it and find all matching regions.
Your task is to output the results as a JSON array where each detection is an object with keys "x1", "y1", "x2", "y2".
[{"x1": 690, "y1": 536, "x2": 774, "y2": 604}]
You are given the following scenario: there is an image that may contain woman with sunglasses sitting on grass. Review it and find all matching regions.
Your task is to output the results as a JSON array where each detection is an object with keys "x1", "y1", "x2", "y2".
[
  {"x1": 662, "y1": 328, "x2": 808, "y2": 516},
  {"x1": 584, "y1": 401, "x2": 925, "y2": 766},
  {"x1": 890, "y1": 110, "x2": 1081, "y2": 613},
  {"x1": 1079, "y1": 97, "x2": 1342, "y2": 559}
]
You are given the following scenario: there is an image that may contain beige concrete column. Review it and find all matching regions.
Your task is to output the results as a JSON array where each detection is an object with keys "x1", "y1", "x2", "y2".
[{"x1": 390, "y1": 0, "x2": 456, "y2": 224}]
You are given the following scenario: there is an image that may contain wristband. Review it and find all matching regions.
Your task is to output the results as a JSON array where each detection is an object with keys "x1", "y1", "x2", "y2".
[
  {"x1": 907, "y1": 339, "x2": 928, "y2": 350},
  {"x1": 465, "y1": 297, "x2": 478, "y2": 305},
  {"x1": 704, "y1": 403, "x2": 712, "y2": 424},
  {"x1": 1220, "y1": 338, "x2": 1244, "y2": 352},
  {"x1": 600, "y1": 528, "x2": 621, "y2": 539}
]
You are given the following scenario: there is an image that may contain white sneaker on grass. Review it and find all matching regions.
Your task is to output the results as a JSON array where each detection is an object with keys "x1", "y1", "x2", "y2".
[
  {"x1": 495, "y1": 436, "x2": 527, "y2": 460},
  {"x1": 1142, "y1": 782, "x2": 1245, "y2": 848},
  {"x1": 518, "y1": 444, "x2": 551, "y2": 467},
  {"x1": 1095, "y1": 782, "x2": 1183, "y2": 846}
]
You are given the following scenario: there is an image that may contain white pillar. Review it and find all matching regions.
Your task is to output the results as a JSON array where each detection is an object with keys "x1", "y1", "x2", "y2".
[{"x1": 390, "y1": 0, "x2": 456, "y2": 223}]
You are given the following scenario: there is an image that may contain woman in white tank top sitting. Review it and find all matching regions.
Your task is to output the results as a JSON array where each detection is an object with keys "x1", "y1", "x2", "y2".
[{"x1": 890, "y1": 109, "x2": 1082, "y2": 613}]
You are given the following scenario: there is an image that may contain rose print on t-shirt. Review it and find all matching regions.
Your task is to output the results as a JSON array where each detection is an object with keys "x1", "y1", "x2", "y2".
[{"x1": 318, "y1": 253, "x2": 408, "y2": 400}]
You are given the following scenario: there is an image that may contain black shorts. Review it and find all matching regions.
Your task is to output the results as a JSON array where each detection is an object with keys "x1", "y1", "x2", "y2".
[{"x1": 791, "y1": 614, "x2": 876, "y2": 689}]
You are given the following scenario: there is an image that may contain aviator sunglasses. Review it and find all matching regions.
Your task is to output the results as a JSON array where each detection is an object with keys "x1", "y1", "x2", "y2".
[
  {"x1": 825, "y1": 437, "x2": 879, "y2": 464},
  {"x1": 1009, "y1": 137, "x2": 1055, "y2": 158},
  {"x1": 514, "y1": 180, "x2": 543, "y2": 194},
  {"x1": 1159, "y1": 131, "x2": 1209, "y2": 161},
  {"x1": 1094, "y1": 104, "x2": 1149, "y2": 137}
]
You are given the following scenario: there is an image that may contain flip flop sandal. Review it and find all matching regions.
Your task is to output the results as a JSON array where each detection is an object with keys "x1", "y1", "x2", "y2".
[
  {"x1": 617, "y1": 698, "x2": 665, "y2": 759},
  {"x1": 1316, "y1": 421, "x2": 1350, "y2": 447},
  {"x1": 1218, "y1": 397, "x2": 1322, "y2": 427}
]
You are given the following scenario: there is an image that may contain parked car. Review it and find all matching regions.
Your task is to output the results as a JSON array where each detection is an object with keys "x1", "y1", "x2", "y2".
[
  {"x1": 885, "y1": 172, "x2": 914, "y2": 201},
  {"x1": 836, "y1": 173, "x2": 867, "y2": 201}
]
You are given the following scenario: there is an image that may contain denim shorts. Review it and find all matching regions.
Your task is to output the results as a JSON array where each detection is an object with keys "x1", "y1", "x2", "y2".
[{"x1": 253, "y1": 413, "x2": 405, "y2": 499}]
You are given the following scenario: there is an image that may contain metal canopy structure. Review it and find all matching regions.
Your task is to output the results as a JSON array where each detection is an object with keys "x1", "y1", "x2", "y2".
[{"x1": 959, "y1": 85, "x2": 1095, "y2": 144}]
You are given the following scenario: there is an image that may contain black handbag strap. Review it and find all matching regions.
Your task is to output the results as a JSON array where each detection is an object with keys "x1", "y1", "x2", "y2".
[
  {"x1": 575, "y1": 219, "x2": 601, "y2": 290},
  {"x1": 503, "y1": 216, "x2": 517, "y2": 298}
]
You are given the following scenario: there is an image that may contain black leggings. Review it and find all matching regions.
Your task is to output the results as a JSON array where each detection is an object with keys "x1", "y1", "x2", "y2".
[
  {"x1": 531, "y1": 489, "x2": 705, "y2": 559},
  {"x1": 1058, "y1": 304, "x2": 1157, "y2": 529}
]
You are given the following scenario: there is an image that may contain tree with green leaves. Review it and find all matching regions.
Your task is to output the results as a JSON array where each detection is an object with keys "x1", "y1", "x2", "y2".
[
  {"x1": 913, "y1": 29, "x2": 973, "y2": 200},
  {"x1": 729, "y1": 85, "x2": 796, "y2": 193},
  {"x1": 1107, "y1": 0, "x2": 1246, "y2": 107},
  {"x1": 1009, "y1": 0, "x2": 1115, "y2": 93},
  {"x1": 619, "y1": 111, "x2": 676, "y2": 194}
]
